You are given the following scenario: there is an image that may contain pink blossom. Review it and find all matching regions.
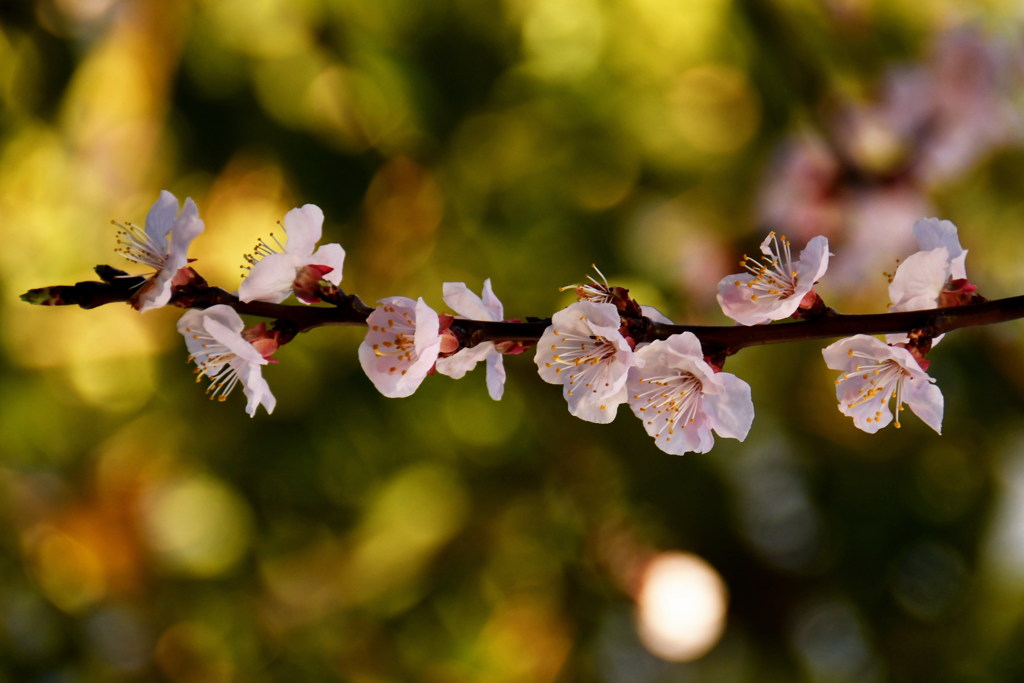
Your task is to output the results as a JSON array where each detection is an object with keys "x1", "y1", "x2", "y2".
[
  {"x1": 359, "y1": 297, "x2": 441, "y2": 398},
  {"x1": 823, "y1": 335, "x2": 943, "y2": 434},
  {"x1": 177, "y1": 305, "x2": 276, "y2": 417},
  {"x1": 435, "y1": 280, "x2": 506, "y2": 400},
  {"x1": 716, "y1": 233, "x2": 830, "y2": 325},
  {"x1": 535, "y1": 302, "x2": 635, "y2": 424},
  {"x1": 114, "y1": 190, "x2": 205, "y2": 312},
  {"x1": 887, "y1": 218, "x2": 970, "y2": 346},
  {"x1": 627, "y1": 333, "x2": 754, "y2": 455},
  {"x1": 239, "y1": 204, "x2": 345, "y2": 304}
]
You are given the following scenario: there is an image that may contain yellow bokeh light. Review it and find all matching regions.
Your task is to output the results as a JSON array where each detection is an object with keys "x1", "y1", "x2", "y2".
[
  {"x1": 346, "y1": 463, "x2": 468, "y2": 605},
  {"x1": 522, "y1": 0, "x2": 606, "y2": 81},
  {"x1": 142, "y1": 474, "x2": 253, "y2": 577},
  {"x1": 25, "y1": 525, "x2": 107, "y2": 614},
  {"x1": 669, "y1": 63, "x2": 761, "y2": 156}
]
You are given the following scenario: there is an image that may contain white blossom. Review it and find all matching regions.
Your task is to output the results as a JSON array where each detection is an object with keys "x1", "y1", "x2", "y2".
[
  {"x1": 535, "y1": 301, "x2": 635, "y2": 424},
  {"x1": 627, "y1": 333, "x2": 754, "y2": 455},
  {"x1": 359, "y1": 297, "x2": 441, "y2": 398},
  {"x1": 435, "y1": 279, "x2": 506, "y2": 400},
  {"x1": 114, "y1": 190, "x2": 204, "y2": 312},
  {"x1": 717, "y1": 233, "x2": 830, "y2": 325},
  {"x1": 887, "y1": 218, "x2": 969, "y2": 346},
  {"x1": 239, "y1": 204, "x2": 345, "y2": 304},
  {"x1": 823, "y1": 335, "x2": 943, "y2": 434},
  {"x1": 177, "y1": 305, "x2": 276, "y2": 417}
]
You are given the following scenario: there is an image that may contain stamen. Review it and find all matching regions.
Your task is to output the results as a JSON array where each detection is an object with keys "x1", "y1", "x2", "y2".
[
  {"x1": 560, "y1": 264, "x2": 615, "y2": 303},
  {"x1": 242, "y1": 231, "x2": 287, "y2": 268},
  {"x1": 112, "y1": 219, "x2": 167, "y2": 271},
  {"x1": 835, "y1": 353, "x2": 913, "y2": 426},
  {"x1": 186, "y1": 327, "x2": 247, "y2": 402},
  {"x1": 634, "y1": 371, "x2": 704, "y2": 441},
  {"x1": 365, "y1": 306, "x2": 421, "y2": 367},
  {"x1": 733, "y1": 231, "x2": 799, "y2": 302},
  {"x1": 549, "y1": 329, "x2": 620, "y2": 393}
]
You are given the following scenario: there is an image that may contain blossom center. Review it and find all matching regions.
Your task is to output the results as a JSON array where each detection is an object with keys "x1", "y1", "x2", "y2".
[
  {"x1": 182, "y1": 325, "x2": 246, "y2": 402},
  {"x1": 241, "y1": 231, "x2": 285, "y2": 272},
  {"x1": 733, "y1": 232, "x2": 798, "y2": 302},
  {"x1": 113, "y1": 220, "x2": 167, "y2": 271},
  {"x1": 545, "y1": 328, "x2": 620, "y2": 397},
  {"x1": 633, "y1": 372, "x2": 703, "y2": 443},
  {"x1": 836, "y1": 350, "x2": 912, "y2": 428},
  {"x1": 368, "y1": 304, "x2": 419, "y2": 375}
]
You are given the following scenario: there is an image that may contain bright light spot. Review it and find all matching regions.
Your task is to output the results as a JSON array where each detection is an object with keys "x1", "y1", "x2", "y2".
[
  {"x1": 669, "y1": 64, "x2": 760, "y2": 155},
  {"x1": 27, "y1": 525, "x2": 107, "y2": 613},
  {"x1": 522, "y1": 0, "x2": 606, "y2": 80},
  {"x1": 142, "y1": 475, "x2": 252, "y2": 577},
  {"x1": 346, "y1": 463, "x2": 468, "y2": 604},
  {"x1": 635, "y1": 551, "x2": 728, "y2": 662},
  {"x1": 984, "y1": 439, "x2": 1024, "y2": 582}
]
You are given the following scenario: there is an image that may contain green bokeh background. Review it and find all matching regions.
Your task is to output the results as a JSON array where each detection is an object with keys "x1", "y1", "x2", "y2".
[{"x1": 3, "y1": 0, "x2": 1024, "y2": 681}]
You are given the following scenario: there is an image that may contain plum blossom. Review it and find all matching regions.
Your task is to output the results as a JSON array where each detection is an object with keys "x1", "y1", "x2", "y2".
[
  {"x1": 754, "y1": 29, "x2": 1022, "y2": 294},
  {"x1": 889, "y1": 218, "x2": 968, "y2": 308},
  {"x1": 359, "y1": 297, "x2": 442, "y2": 398},
  {"x1": 239, "y1": 204, "x2": 345, "y2": 304},
  {"x1": 435, "y1": 280, "x2": 506, "y2": 400},
  {"x1": 114, "y1": 190, "x2": 205, "y2": 312},
  {"x1": 535, "y1": 301, "x2": 635, "y2": 424},
  {"x1": 717, "y1": 233, "x2": 830, "y2": 325},
  {"x1": 177, "y1": 305, "x2": 276, "y2": 417},
  {"x1": 823, "y1": 335, "x2": 943, "y2": 434},
  {"x1": 627, "y1": 333, "x2": 754, "y2": 455},
  {"x1": 886, "y1": 218, "x2": 972, "y2": 345}
]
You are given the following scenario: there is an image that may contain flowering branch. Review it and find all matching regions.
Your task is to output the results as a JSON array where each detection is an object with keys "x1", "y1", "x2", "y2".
[
  {"x1": 24, "y1": 268, "x2": 1022, "y2": 352},
  {"x1": 19, "y1": 193, "x2": 1023, "y2": 447}
]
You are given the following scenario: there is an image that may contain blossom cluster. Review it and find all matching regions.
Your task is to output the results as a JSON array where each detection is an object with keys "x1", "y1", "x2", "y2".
[
  {"x1": 60, "y1": 191, "x2": 983, "y2": 453},
  {"x1": 758, "y1": 27, "x2": 1022, "y2": 292}
]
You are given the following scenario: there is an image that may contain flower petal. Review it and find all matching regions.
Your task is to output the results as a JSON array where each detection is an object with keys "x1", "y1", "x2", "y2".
[
  {"x1": 413, "y1": 297, "x2": 440, "y2": 353},
  {"x1": 442, "y1": 280, "x2": 502, "y2": 321},
  {"x1": 239, "y1": 362, "x2": 276, "y2": 417},
  {"x1": 914, "y1": 217, "x2": 968, "y2": 281},
  {"x1": 143, "y1": 190, "x2": 178, "y2": 255},
  {"x1": 715, "y1": 274, "x2": 779, "y2": 326},
  {"x1": 839, "y1": 396, "x2": 893, "y2": 434},
  {"x1": 567, "y1": 383, "x2": 624, "y2": 424},
  {"x1": 480, "y1": 279, "x2": 503, "y2": 320},
  {"x1": 204, "y1": 319, "x2": 267, "y2": 366},
  {"x1": 794, "y1": 235, "x2": 830, "y2": 284},
  {"x1": 239, "y1": 252, "x2": 304, "y2": 303},
  {"x1": 436, "y1": 342, "x2": 493, "y2": 379},
  {"x1": 902, "y1": 374, "x2": 943, "y2": 434},
  {"x1": 640, "y1": 305, "x2": 673, "y2": 324},
  {"x1": 485, "y1": 353, "x2": 506, "y2": 401},
  {"x1": 169, "y1": 197, "x2": 205, "y2": 254},
  {"x1": 282, "y1": 204, "x2": 324, "y2": 257},
  {"x1": 888, "y1": 247, "x2": 950, "y2": 312},
  {"x1": 703, "y1": 372, "x2": 754, "y2": 441},
  {"x1": 308, "y1": 243, "x2": 345, "y2": 286}
]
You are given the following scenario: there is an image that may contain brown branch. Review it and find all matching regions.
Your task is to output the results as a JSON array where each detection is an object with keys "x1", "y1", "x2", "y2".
[
  {"x1": 450, "y1": 296, "x2": 1024, "y2": 353},
  {"x1": 21, "y1": 267, "x2": 1024, "y2": 356}
]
